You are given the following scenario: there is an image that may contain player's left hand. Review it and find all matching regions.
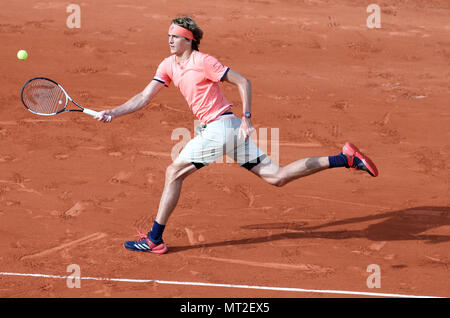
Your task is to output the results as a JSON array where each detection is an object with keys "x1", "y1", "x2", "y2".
[{"x1": 238, "y1": 117, "x2": 254, "y2": 141}]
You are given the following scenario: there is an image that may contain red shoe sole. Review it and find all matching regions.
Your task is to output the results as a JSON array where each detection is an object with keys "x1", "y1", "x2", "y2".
[
  {"x1": 149, "y1": 243, "x2": 169, "y2": 254},
  {"x1": 342, "y1": 142, "x2": 379, "y2": 177}
]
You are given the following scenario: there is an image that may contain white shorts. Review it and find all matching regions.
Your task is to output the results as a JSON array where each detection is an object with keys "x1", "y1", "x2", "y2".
[{"x1": 178, "y1": 114, "x2": 266, "y2": 168}]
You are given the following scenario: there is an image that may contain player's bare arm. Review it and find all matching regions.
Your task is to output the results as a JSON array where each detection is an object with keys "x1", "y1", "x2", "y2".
[
  {"x1": 223, "y1": 68, "x2": 254, "y2": 140},
  {"x1": 97, "y1": 80, "x2": 164, "y2": 122}
]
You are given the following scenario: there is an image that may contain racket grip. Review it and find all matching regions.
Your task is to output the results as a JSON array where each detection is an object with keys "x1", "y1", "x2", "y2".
[
  {"x1": 83, "y1": 108, "x2": 112, "y2": 121},
  {"x1": 83, "y1": 108, "x2": 101, "y2": 117}
]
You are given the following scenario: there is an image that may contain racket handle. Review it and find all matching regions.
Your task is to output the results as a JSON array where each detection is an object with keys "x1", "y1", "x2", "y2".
[
  {"x1": 83, "y1": 108, "x2": 101, "y2": 117},
  {"x1": 83, "y1": 108, "x2": 112, "y2": 121}
]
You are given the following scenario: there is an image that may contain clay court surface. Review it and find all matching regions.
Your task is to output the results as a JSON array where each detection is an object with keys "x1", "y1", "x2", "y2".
[{"x1": 0, "y1": 0, "x2": 449, "y2": 299}]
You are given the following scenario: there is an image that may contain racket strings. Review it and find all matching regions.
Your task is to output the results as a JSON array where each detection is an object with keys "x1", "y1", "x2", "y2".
[{"x1": 22, "y1": 79, "x2": 67, "y2": 115}]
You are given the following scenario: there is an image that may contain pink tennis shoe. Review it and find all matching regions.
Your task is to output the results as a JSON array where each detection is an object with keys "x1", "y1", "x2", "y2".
[{"x1": 342, "y1": 142, "x2": 379, "y2": 177}]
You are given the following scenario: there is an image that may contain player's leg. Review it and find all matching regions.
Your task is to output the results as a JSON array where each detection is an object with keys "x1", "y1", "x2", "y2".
[
  {"x1": 155, "y1": 157, "x2": 199, "y2": 225},
  {"x1": 247, "y1": 155, "x2": 330, "y2": 187},
  {"x1": 248, "y1": 142, "x2": 378, "y2": 186},
  {"x1": 123, "y1": 157, "x2": 200, "y2": 254},
  {"x1": 124, "y1": 120, "x2": 224, "y2": 254}
]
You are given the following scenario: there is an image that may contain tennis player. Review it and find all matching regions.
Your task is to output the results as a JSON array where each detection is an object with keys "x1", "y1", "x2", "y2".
[{"x1": 97, "y1": 16, "x2": 379, "y2": 254}]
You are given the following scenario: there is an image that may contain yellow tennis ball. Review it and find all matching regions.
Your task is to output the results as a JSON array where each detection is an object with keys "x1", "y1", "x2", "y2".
[{"x1": 17, "y1": 50, "x2": 28, "y2": 60}]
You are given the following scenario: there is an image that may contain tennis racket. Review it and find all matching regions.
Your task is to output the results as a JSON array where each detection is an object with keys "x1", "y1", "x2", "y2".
[{"x1": 20, "y1": 77, "x2": 111, "y2": 121}]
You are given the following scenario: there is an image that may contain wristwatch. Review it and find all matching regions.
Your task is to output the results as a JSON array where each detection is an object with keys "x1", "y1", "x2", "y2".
[{"x1": 243, "y1": 112, "x2": 251, "y2": 118}]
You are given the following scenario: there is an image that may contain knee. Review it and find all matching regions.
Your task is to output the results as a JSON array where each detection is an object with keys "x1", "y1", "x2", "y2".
[
  {"x1": 165, "y1": 162, "x2": 194, "y2": 183},
  {"x1": 270, "y1": 177, "x2": 286, "y2": 187},
  {"x1": 265, "y1": 168, "x2": 286, "y2": 187},
  {"x1": 165, "y1": 164, "x2": 181, "y2": 183}
]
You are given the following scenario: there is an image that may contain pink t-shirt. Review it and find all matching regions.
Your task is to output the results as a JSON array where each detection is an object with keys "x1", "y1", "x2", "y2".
[{"x1": 154, "y1": 51, "x2": 232, "y2": 123}]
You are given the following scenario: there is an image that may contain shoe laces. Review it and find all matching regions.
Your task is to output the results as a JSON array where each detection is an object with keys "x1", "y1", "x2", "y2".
[{"x1": 136, "y1": 229, "x2": 150, "y2": 243}]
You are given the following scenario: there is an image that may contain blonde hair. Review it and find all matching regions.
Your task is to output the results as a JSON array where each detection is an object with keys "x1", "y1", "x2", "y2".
[{"x1": 171, "y1": 16, "x2": 203, "y2": 51}]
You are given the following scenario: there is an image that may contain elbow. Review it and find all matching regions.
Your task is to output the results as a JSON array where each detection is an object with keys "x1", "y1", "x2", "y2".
[
  {"x1": 242, "y1": 77, "x2": 251, "y2": 90},
  {"x1": 237, "y1": 78, "x2": 251, "y2": 96}
]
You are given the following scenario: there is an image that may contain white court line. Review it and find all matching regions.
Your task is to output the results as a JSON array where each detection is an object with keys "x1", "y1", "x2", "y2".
[{"x1": 0, "y1": 271, "x2": 444, "y2": 298}]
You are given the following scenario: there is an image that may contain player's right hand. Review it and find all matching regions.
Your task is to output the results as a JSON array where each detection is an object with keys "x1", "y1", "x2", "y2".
[{"x1": 96, "y1": 110, "x2": 114, "y2": 123}]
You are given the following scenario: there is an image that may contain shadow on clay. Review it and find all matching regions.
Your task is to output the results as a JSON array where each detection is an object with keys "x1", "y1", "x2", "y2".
[{"x1": 169, "y1": 206, "x2": 450, "y2": 253}]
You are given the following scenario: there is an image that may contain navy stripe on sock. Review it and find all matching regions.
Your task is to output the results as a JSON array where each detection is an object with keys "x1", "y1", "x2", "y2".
[{"x1": 328, "y1": 153, "x2": 348, "y2": 168}]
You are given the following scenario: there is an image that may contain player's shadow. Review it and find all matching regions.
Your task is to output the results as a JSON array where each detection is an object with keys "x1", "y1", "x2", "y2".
[{"x1": 170, "y1": 206, "x2": 450, "y2": 252}]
